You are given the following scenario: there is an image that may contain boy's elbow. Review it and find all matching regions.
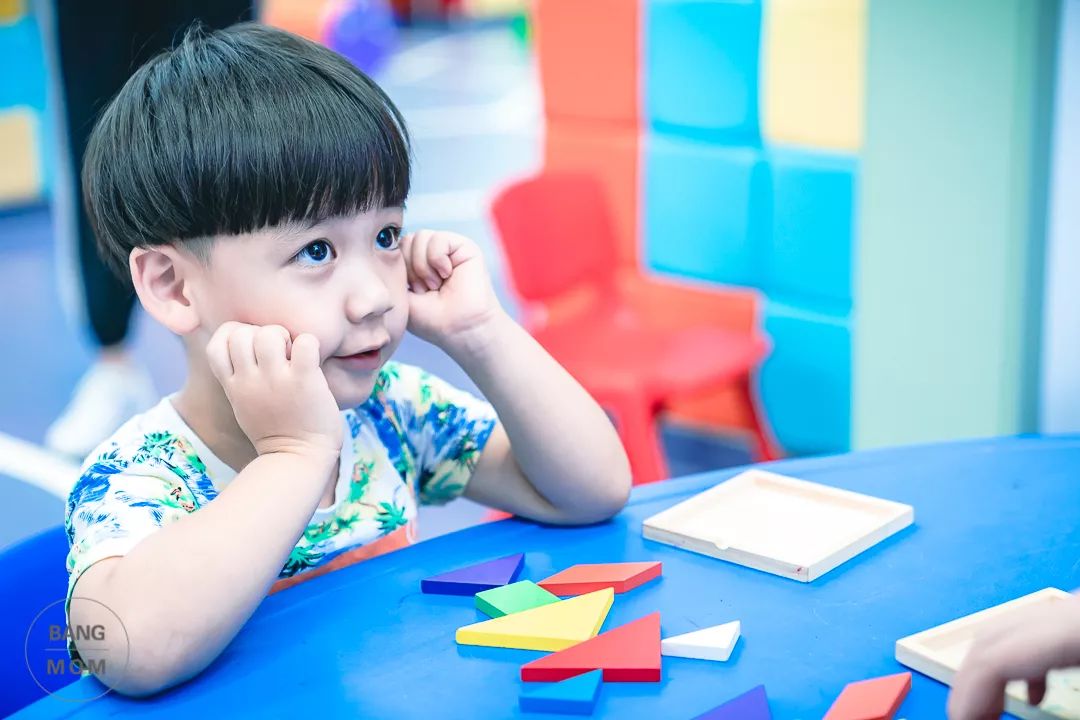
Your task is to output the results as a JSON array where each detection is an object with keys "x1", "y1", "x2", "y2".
[
  {"x1": 602, "y1": 468, "x2": 633, "y2": 518},
  {"x1": 74, "y1": 608, "x2": 196, "y2": 698},
  {"x1": 91, "y1": 625, "x2": 189, "y2": 698},
  {"x1": 569, "y1": 467, "x2": 632, "y2": 525},
  {"x1": 604, "y1": 479, "x2": 633, "y2": 519},
  {"x1": 102, "y1": 665, "x2": 175, "y2": 699},
  {"x1": 68, "y1": 566, "x2": 193, "y2": 698},
  {"x1": 603, "y1": 451, "x2": 633, "y2": 516}
]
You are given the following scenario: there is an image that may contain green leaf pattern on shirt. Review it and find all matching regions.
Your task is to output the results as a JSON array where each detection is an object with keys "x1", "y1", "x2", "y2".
[{"x1": 65, "y1": 362, "x2": 499, "y2": 590}]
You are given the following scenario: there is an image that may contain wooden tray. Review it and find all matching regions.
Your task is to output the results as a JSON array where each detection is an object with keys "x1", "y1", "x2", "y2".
[
  {"x1": 896, "y1": 588, "x2": 1080, "y2": 720},
  {"x1": 641, "y1": 469, "x2": 914, "y2": 582}
]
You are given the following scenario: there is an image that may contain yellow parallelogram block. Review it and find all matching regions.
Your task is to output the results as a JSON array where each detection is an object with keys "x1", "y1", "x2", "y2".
[{"x1": 456, "y1": 587, "x2": 614, "y2": 651}]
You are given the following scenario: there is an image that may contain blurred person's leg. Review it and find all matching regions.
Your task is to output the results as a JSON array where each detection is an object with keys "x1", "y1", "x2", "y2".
[{"x1": 43, "y1": 0, "x2": 251, "y2": 459}]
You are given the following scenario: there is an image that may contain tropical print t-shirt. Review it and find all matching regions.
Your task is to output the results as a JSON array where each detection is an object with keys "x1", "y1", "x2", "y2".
[{"x1": 64, "y1": 361, "x2": 498, "y2": 625}]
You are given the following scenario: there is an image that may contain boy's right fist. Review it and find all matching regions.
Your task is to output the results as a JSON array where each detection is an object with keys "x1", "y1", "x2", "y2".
[{"x1": 206, "y1": 322, "x2": 342, "y2": 460}]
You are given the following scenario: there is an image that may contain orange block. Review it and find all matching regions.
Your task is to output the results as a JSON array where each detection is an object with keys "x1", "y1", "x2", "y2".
[
  {"x1": 538, "y1": 561, "x2": 662, "y2": 596},
  {"x1": 521, "y1": 613, "x2": 661, "y2": 683},
  {"x1": 261, "y1": 0, "x2": 333, "y2": 42},
  {"x1": 535, "y1": 0, "x2": 639, "y2": 125},
  {"x1": 824, "y1": 672, "x2": 911, "y2": 720},
  {"x1": 544, "y1": 120, "x2": 639, "y2": 268}
]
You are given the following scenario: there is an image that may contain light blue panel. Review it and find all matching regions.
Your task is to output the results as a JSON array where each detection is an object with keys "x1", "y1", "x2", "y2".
[
  {"x1": 0, "y1": 16, "x2": 47, "y2": 111},
  {"x1": 761, "y1": 300, "x2": 851, "y2": 454},
  {"x1": 645, "y1": 0, "x2": 761, "y2": 143},
  {"x1": 644, "y1": 134, "x2": 769, "y2": 287},
  {"x1": 764, "y1": 148, "x2": 856, "y2": 313},
  {"x1": 1041, "y1": 0, "x2": 1080, "y2": 433}
]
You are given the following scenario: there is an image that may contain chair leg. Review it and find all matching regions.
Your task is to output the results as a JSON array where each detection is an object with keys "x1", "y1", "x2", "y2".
[
  {"x1": 739, "y1": 375, "x2": 782, "y2": 462},
  {"x1": 604, "y1": 392, "x2": 669, "y2": 485}
]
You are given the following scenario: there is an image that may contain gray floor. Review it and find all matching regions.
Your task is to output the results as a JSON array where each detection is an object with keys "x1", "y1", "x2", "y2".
[{"x1": 0, "y1": 23, "x2": 750, "y2": 553}]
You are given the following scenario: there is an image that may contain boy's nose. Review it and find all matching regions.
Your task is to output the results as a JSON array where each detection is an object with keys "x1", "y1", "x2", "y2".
[{"x1": 344, "y1": 273, "x2": 393, "y2": 323}]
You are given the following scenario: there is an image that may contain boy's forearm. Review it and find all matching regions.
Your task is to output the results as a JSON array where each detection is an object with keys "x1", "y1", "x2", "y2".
[
  {"x1": 70, "y1": 450, "x2": 336, "y2": 696},
  {"x1": 444, "y1": 311, "x2": 631, "y2": 519}
]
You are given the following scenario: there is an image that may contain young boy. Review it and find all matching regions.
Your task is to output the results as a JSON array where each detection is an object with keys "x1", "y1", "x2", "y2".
[{"x1": 64, "y1": 22, "x2": 631, "y2": 697}]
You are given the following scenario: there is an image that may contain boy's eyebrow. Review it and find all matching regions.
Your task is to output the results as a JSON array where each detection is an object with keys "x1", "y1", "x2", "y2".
[
  {"x1": 274, "y1": 220, "x2": 321, "y2": 241},
  {"x1": 275, "y1": 206, "x2": 406, "y2": 242}
]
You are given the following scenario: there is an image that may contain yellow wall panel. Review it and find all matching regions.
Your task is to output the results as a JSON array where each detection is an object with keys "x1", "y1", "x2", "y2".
[
  {"x1": 465, "y1": 0, "x2": 526, "y2": 16},
  {"x1": 762, "y1": 0, "x2": 866, "y2": 151},
  {"x1": 0, "y1": 0, "x2": 25, "y2": 25},
  {"x1": 0, "y1": 108, "x2": 42, "y2": 204}
]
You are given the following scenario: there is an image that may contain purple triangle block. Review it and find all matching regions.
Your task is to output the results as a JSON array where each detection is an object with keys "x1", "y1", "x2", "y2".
[
  {"x1": 421, "y1": 553, "x2": 525, "y2": 595},
  {"x1": 693, "y1": 685, "x2": 771, "y2": 720}
]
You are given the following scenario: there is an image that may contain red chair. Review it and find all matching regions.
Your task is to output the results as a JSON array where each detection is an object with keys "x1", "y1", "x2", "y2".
[{"x1": 490, "y1": 171, "x2": 780, "y2": 485}]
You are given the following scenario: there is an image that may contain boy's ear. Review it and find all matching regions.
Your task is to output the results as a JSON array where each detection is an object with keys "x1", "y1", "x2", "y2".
[{"x1": 129, "y1": 246, "x2": 201, "y2": 335}]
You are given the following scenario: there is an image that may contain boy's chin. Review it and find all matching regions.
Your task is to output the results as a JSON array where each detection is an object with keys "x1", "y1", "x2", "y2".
[{"x1": 331, "y1": 379, "x2": 379, "y2": 410}]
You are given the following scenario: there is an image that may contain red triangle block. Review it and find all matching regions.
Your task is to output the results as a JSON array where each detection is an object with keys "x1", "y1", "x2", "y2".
[
  {"x1": 521, "y1": 612, "x2": 661, "y2": 683},
  {"x1": 538, "y1": 561, "x2": 662, "y2": 595},
  {"x1": 824, "y1": 672, "x2": 911, "y2": 720}
]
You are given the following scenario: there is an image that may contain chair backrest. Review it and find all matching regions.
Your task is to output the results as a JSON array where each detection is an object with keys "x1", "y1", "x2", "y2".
[
  {"x1": 490, "y1": 171, "x2": 619, "y2": 304},
  {"x1": 0, "y1": 524, "x2": 75, "y2": 715}
]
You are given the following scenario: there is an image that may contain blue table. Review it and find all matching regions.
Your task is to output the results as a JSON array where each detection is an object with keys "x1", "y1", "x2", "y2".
[{"x1": 15, "y1": 436, "x2": 1080, "y2": 719}]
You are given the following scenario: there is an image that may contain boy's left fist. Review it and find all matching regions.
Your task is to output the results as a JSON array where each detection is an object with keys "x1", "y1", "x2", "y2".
[{"x1": 402, "y1": 230, "x2": 503, "y2": 347}]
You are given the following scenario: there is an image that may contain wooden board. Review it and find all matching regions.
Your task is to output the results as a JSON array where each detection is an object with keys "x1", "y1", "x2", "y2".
[
  {"x1": 642, "y1": 470, "x2": 913, "y2": 582},
  {"x1": 895, "y1": 588, "x2": 1080, "y2": 720}
]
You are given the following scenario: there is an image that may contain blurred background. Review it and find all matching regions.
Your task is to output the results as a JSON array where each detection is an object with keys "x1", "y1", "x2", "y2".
[{"x1": 0, "y1": 0, "x2": 1075, "y2": 550}]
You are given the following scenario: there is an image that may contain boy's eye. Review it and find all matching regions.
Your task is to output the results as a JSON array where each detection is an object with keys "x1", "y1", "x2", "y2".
[
  {"x1": 376, "y1": 226, "x2": 401, "y2": 250},
  {"x1": 294, "y1": 239, "x2": 335, "y2": 267}
]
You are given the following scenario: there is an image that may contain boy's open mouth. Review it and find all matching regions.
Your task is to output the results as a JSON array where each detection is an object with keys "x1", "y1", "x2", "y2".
[{"x1": 333, "y1": 342, "x2": 388, "y2": 372}]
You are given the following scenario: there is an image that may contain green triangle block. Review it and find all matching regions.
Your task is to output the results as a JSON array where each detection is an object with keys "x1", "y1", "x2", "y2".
[{"x1": 476, "y1": 580, "x2": 561, "y2": 618}]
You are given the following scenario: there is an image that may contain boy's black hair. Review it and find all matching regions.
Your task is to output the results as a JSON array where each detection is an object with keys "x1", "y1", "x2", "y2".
[{"x1": 83, "y1": 22, "x2": 411, "y2": 279}]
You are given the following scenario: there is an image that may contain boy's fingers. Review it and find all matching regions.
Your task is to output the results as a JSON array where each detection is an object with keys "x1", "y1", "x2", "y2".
[
  {"x1": 428, "y1": 233, "x2": 452, "y2": 279},
  {"x1": 400, "y1": 233, "x2": 419, "y2": 291},
  {"x1": 409, "y1": 231, "x2": 432, "y2": 290},
  {"x1": 948, "y1": 675, "x2": 1004, "y2": 720},
  {"x1": 949, "y1": 646, "x2": 1009, "y2": 720},
  {"x1": 226, "y1": 323, "x2": 257, "y2": 373},
  {"x1": 413, "y1": 230, "x2": 441, "y2": 291},
  {"x1": 254, "y1": 325, "x2": 290, "y2": 369},
  {"x1": 1027, "y1": 676, "x2": 1047, "y2": 705},
  {"x1": 205, "y1": 323, "x2": 235, "y2": 382},
  {"x1": 290, "y1": 333, "x2": 321, "y2": 369}
]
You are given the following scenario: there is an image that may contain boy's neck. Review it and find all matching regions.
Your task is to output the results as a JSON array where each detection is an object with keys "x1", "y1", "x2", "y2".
[
  {"x1": 171, "y1": 361, "x2": 259, "y2": 474},
  {"x1": 170, "y1": 340, "x2": 341, "y2": 510}
]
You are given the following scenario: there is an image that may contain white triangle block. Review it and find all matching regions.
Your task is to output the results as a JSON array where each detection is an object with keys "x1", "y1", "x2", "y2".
[{"x1": 661, "y1": 620, "x2": 741, "y2": 662}]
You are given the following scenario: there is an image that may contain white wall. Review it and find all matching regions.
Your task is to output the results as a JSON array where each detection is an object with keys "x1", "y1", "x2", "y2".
[{"x1": 1041, "y1": 0, "x2": 1080, "y2": 433}]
